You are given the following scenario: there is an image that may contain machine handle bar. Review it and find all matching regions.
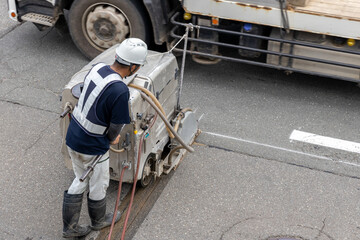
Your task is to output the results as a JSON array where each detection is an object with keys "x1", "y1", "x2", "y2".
[
  {"x1": 60, "y1": 106, "x2": 71, "y2": 118},
  {"x1": 79, "y1": 155, "x2": 103, "y2": 182}
]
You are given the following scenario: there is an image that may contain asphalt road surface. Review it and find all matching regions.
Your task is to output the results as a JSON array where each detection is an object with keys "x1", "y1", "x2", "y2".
[{"x1": 1, "y1": 6, "x2": 360, "y2": 239}]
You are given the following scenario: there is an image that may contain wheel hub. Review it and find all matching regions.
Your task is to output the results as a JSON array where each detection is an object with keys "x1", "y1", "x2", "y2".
[
  {"x1": 94, "y1": 19, "x2": 115, "y2": 40},
  {"x1": 142, "y1": 161, "x2": 152, "y2": 186},
  {"x1": 85, "y1": 5, "x2": 130, "y2": 49},
  {"x1": 141, "y1": 157, "x2": 154, "y2": 187}
]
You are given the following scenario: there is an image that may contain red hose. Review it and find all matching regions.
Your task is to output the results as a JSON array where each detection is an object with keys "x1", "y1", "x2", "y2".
[
  {"x1": 108, "y1": 112, "x2": 157, "y2": 240},
  {"x1": 121, "y1": 113, "x2": 157, "y2": 239},
  {"x1": 121, "y1": 133, "x2": 145, "y2": 240},
  {"x1": 107, "y1": 165, "x2": 128, "y2": 240}
]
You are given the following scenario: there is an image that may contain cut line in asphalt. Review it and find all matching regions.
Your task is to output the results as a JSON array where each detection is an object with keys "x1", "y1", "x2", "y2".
[
  {"x1": 290, "y1": 129, "x2": 360, "y2": 154},
  {"x1": 202, "y1": 131, "x2": 360, "y2": 168}
]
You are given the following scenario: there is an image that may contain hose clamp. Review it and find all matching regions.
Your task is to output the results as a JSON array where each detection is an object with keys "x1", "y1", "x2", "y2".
[{"x1": 122, "y1": 161, "x2": 131, "y2": 170}]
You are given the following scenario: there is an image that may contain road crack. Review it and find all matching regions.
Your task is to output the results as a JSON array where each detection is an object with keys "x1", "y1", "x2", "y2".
[
  {"x1": 0, "y1": 59, "x2": 18, "y2": 76},
  {"x1": 297, "y1": 219, "x2": 335, "y2": 240},
  {"x1": 0, "y1": 98, "x2": 59, "y2": 115},
  {"x1": 3, "y1": 85, "x2": 26, "y2": 97},
  {"x1": 0, "y1": 23, "x2": 22, "y2": 40},
  {"x1": 314, "y1": 218, "x2": 327, "y2": 240},
  {"x1": 219, "y1": 217, "x2": 256, "y2": 240},
  {"x1": 24, "y1": 117, "x2": 59, "y2": 154},
  {"x1": 37, "y1": 86, "x2": 62, "y2": 96},
  {"x1": 1, "y1": 76, "x2": 62, "y2": 97}
]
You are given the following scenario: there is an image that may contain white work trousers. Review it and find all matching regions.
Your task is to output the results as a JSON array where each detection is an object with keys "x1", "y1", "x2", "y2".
[{"x1": 67, "y1": 147, "x2": 110, "y2": 201}]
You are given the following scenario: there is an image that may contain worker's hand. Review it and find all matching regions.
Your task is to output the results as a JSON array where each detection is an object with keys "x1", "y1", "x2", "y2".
[{"x1": 110, "y1": 134, "x2": 121, "y2": 145}]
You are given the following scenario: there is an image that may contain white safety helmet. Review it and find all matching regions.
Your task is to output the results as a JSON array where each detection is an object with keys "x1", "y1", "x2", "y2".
[{"x1": 115, "y1": 38, "x2": 148, "y2": 66}]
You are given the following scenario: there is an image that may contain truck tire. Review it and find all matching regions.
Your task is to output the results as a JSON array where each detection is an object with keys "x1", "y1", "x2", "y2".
[{"x1": 68, "y1": 0, "x2": 149, "y2": 59}]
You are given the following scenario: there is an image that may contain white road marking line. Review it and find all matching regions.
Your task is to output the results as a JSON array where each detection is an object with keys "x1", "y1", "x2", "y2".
[
  {"x1": 203, "y1": 131, "x2": 360, "y2": 168},
  {"x1": 290, "y1": 130, "x2": 360, "y2": 154},
  {"x1": 198, "y1": 113, "x2": 205, "y2": 122},
  {"x1": 204, "y1": 131, "x2": 331, "y2": 160}
]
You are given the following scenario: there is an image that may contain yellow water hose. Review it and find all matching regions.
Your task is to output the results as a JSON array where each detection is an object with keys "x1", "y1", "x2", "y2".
[
  {"x1": 173, "y1": 108, "x2": 193, "y2": 132},
  {"x1": 109, "y1": 147, "x2": 125, "y2": 153},
  {"x1": 109, "y1": 83, "x2": 177, "y2": 153},
  {"x1": 168, "y1": 146, "x2": 184, "y2": 165},
  {"x1": 139, "y1": 91, "x2": 194, "y2": 153},
  {"x1": 128, "y1": 83, "x2": 175, "y2": 139}
]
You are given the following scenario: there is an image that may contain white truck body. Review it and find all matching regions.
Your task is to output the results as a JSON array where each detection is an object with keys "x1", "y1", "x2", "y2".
[
  {"x1": 183, "y1": 0, "x2": 360, "y2": 40},
  {"x1": 7, "y1": 0, "x2": 360, "y2": 82}
]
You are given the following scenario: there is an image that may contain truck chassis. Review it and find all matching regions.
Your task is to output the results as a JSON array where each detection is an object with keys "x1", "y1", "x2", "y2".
[{"x1": 7, "y1": 0, "x2": 360, "y2": 82}]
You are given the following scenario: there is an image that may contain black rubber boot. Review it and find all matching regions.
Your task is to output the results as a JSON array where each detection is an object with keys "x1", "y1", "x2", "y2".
[
  {"x1": 87, "y1": 195, "x2": 121, "y2": 231},
  {"x1": 62, "y1": 191, "x2": 91, "y2": 238}
]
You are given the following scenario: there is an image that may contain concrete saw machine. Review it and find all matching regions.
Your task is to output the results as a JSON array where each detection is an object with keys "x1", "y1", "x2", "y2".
[{"x1": 60, "y1": 45, "x2": 199, "y2": 187}]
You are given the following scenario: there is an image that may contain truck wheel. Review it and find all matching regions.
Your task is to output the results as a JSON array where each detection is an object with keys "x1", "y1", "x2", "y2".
[{"x1": 68, "y1": 0, "x2": 149, "y2": 59}]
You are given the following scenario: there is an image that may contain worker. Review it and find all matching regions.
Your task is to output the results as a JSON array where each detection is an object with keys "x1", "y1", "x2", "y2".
[{"x1": 62, "y1": 38, "x2": 148, "y2": 238}]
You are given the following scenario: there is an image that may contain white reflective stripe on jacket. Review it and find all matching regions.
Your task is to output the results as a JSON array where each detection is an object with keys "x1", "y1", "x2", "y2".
[{"x1": 72, "y1": 63, "x2": 122, "y2": 136}]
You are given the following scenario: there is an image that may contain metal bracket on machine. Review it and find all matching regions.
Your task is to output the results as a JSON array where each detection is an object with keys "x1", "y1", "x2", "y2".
[{"x1": 122, "y1": 161, "x2": 131, "y2": 170}]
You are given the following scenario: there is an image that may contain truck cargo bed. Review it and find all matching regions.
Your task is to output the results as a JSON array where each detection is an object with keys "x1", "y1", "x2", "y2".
[
  {"x1": 182, "y1": 0, "x2": 360, "y2": 39},
  {"x1": 295, "y1": 0, "x2": 360, "y2": 21}
]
